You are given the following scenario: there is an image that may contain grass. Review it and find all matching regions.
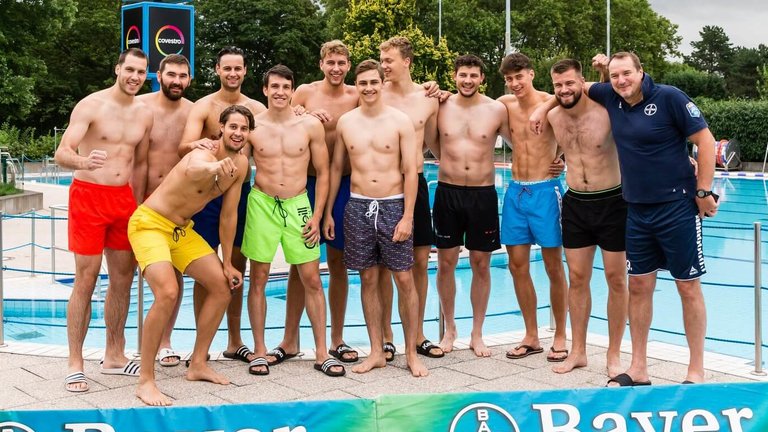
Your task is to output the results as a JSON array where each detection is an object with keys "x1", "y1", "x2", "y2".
[{"x1": 0, "y1": 182, "x2": 22, "y2": 196}]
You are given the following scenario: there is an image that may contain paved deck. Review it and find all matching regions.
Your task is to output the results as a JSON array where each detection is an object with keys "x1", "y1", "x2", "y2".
[{"x1": 1, "y1": 332, "x2": 764, "y2": 411}]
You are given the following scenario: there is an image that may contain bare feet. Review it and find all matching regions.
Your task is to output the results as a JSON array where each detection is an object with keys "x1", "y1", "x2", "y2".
[
  {"x1": 136, "y1": 381, "x2": 172, "y2": 406},
  {"x1": 469, "y1": 336, "x2": 491, "y2": 357},
  {"x1": 186, "y1": 364, "x2": 230, "y2": 385},
  {"x1": 406, "y1": 353, "x2": 429, "y2": 377},
  {"x1": 352, "y1": 352, "x2": 387, "y2": 374},
  {"x1": 552, "y1": 353, "x2": 587, "y2": 374},
  {"x1": 439, "y1": 330, "x2": 456, "y2": 353}
]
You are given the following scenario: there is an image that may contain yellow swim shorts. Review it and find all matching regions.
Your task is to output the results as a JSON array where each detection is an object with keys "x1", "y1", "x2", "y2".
[{"x1": 128, "y1": 205, "x2": 215, "y2": 272}]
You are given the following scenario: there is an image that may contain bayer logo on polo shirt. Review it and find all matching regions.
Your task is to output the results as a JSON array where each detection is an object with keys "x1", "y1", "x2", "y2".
[
  {"x1": 0, "y1": 422, "x2": 36, "y2": 432},
  {"x1": 644, "y1": 104, "x2": 658, "y2": 116}
]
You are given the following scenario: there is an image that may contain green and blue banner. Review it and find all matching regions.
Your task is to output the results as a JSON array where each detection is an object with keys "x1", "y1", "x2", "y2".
[{"x1": 2, "y1": 383, "x2": 767, "y2": 431}]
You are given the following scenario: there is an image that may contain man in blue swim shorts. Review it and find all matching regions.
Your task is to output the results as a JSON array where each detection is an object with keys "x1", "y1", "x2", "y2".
[{"x1": 498, "y1": 53, "x2": 569, "y2": 363}]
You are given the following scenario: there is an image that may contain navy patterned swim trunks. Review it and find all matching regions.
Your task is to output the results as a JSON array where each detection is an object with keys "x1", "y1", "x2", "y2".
[{"x1": 343, "y1": 194, "x2": 414, "y2": 272}]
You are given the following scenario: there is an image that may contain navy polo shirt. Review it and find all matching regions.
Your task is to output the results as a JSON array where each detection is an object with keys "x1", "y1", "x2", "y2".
[{"x1": 588, "y1": 74, "x2": 708, "y2": 204}]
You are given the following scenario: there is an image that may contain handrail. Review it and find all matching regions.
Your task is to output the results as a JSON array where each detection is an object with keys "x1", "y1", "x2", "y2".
[{"x1": 753, "y1": 222, "x2": 766, "y2": 376}]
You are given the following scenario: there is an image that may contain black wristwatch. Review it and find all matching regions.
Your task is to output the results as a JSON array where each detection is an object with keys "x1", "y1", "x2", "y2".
[{"x1": 695, "y1": 189, "x2": 713, "y2": 198}]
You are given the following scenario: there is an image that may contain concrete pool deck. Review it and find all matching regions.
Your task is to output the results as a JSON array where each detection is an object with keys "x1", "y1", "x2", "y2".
[
  {"x1": 2, "y1": 171, "x2": 768, "y2": 410},
  {"x1": 0, "y1": 331, "x2": 765, "y2": 410}
]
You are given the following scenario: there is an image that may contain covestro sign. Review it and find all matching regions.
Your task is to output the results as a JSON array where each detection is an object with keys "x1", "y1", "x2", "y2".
[{"x1": 155, "y1": 25, "x2": 184, "y2": 56}]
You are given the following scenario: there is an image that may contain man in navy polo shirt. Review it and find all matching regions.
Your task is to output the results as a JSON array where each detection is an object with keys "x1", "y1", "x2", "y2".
[{"x1": 584, "y1": 52, "x2": 719, "y2": 386}]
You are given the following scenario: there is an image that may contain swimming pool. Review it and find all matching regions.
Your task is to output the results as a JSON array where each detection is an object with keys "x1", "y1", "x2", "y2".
[{"x1": 4, "y1": 167, "x2": 768, "y2": 363}]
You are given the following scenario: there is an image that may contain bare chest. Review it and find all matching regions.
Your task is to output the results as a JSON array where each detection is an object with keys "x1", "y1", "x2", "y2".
[
  {"x1": 439, "y1": 105, "x2": 499, "y2": 145},
  {"x1": 384, "y1": 94, "x2": 432, "y2": 132},
  {"x1": 86, "y1": 104, "x2": 146, "y2": 147},
  {"x1": 252, "y1": 124, "x2": 310, "y2": 159}
]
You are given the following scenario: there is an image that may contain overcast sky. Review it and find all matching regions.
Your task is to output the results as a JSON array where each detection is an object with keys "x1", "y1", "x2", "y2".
[{"x1": 647, "y1": 0, "x2": 768, "y2": 57}]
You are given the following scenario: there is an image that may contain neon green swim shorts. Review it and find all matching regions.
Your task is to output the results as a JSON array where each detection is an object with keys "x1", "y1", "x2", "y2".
[{"x1": 241, "y1": 188, "x2": 320, "y2": 265}]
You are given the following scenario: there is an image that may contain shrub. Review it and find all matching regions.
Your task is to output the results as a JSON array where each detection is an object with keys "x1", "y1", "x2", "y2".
[
  {"x1": 0, "y1": 122, "x2": 57, "y2": 161},
  {"x1": 661, "y1": 69, "x2": 726, "y2": 100},
  {"x1": 696, "y1": 98, "x2": 768, "y2": 162}
]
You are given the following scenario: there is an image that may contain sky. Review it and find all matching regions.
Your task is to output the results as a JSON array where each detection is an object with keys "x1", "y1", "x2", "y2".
[{"x1": 647, "y1": 0, "x2": 768, "y2": 57}]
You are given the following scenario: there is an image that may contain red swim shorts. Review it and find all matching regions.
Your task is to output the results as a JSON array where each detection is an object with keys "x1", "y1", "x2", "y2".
[{"x1": 68, "y1": 178, "x2": 137, "y2": 255}]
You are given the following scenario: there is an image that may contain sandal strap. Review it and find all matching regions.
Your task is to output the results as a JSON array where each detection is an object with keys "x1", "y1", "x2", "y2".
[
  {"x1": 336, "y1": 344, "x2": 355, "y2": 354},
  {"x1": 267, "y1": 347, "x2": 285, "y2": 360},
  {"x1": 235, "y1": 345, "x2": 252, "y2": 357},
  {"x1": 420, "y1": 340, "x2": 437, "y2": 350},
  {"x1": 249, "y1": 357, "x2": 268, "y2": 367},
  {"x1": 321, "y1": 358, "x2": 343, "y2": 372},
  {"x1": 65, "y1": 372, "x2": 86, "y2": 383}
]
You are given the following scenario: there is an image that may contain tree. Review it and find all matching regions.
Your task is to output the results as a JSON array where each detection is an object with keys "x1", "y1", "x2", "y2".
[
  {"x1": 32, "y1": 0, "x2": 120, "y2": 132},
  {"x1": 341, "y1": 0, "x2": 456, "y2": 90},
  {"x1": 192, "y1": 0, "x2": 328, "y2": 102},
  {"x1": 0, "y1": 0, "x2": 76, "y2": 124},
  {"x1": 660, "y1": 64, "x2": 726, "y2": 100},
  {"x1": 326, "y1": 0, "x2": 682, "y2": 98},
  {"x1": 726, "y1": 45, "x2": 768, "y2": 99},
  {"x1": 685, "y1": 26, "x2": 733, "y2": 76}
]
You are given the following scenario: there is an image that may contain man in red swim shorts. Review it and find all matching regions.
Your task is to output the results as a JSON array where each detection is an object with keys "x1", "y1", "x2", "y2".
[{"x1": 54, "y1": 48, "x2": 153, "y2": 393}]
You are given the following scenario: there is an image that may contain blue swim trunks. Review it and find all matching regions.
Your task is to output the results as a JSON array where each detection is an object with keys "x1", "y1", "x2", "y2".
[
  {"x1": 500, "y1": 178, "x2": 563, "y2": 248},
  {"x1": 626, "y1": 198, "x2": 705, "y2": 280},
  {"x1": 191, "y1": 180, "x2": 250, "y2": 249},
  {"x1": 306, "y1": 174, "x2": 351, "y2": 251}
]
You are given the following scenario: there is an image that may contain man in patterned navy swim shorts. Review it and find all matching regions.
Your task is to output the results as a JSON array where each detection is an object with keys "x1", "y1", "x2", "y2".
[{"x1": 325, "y1": 59, "x2": 428, "y2": 378}]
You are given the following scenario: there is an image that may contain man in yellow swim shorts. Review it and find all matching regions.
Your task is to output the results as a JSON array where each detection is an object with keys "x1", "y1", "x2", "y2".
[{"x1": 127, "y1": 105, "x2": 252, "y2": 406}]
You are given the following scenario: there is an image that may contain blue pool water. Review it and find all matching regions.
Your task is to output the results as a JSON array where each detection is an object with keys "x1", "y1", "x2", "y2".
[{"x1": 5, "y1": 167, "x2": 768, "y2": 363}]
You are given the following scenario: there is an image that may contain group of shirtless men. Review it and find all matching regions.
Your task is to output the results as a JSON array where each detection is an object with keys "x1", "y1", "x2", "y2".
[{"x1": 55, "y1": 37, "x2": 682, "y2": 406}]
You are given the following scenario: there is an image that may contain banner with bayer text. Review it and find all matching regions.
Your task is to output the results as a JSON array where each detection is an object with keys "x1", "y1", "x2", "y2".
[
  {"x1": 1, "y1": 382, "x2": 767, "y2": 432},
  {"x1": 0, "y1": 398, "x2": 375, "y2": 432},
  {"x1": 376, "y1": 382, "x2": 768, "y2": 432}
]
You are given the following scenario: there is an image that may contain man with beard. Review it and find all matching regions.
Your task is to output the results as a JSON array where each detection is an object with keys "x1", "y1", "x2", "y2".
[
  {"x1": 129, "y1": 105, "x2": 251, "y2": 406},
  {"x1": 267, "y1": 40, "x2": 360, "y2": 366},
  {"x1": 136, "y1": 54, "x2": 193, "y2": 368},
  {"x1": 54, "y1": 48, "x2": 152, "y2": 392},
  {"x1": 546, "y1": 59, "x2": 627, "y2": 377},
  {"x1": 497, "y1": 53, "x2": 569, "y2": 363},
  {"x1": 180, "y1": 47, "x2": 266, "y2": 365},
  {"x1": 433, "y1": 55, "x2": 512, "y2": 357}
]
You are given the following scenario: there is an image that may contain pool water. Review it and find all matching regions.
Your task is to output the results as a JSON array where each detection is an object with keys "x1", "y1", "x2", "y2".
[{"x1": 4, "y1": 168, "x2": 768, "y2": 363}]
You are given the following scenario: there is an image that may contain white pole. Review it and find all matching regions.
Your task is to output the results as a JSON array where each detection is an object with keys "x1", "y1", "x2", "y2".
[
  {"x1": 505, "y1": 0, "x2": 511, "y2": 55},
  {"x1": 606, "y1": 0, "x2": 611, "y2": 55},
  {"x1": 438, "y1": 0, "x2": 442, "y2": 40}
]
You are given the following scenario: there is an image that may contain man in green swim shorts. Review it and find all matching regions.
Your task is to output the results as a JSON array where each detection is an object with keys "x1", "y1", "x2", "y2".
[{"x1": 241, "y1": 64, "x2": 345, "y2": 377}]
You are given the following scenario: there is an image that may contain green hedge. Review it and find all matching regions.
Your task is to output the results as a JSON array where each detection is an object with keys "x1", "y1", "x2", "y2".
[
  {"x1": 0, "y1": 122, "x2": 57, "y2": 161},
  {"x1": 696, "y1": 99, "x2": 768, "y2": 162}
]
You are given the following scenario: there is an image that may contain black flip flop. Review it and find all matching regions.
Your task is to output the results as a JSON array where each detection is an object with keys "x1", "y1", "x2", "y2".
[
  {"x1": 416, "y1": 339, "x2": 445, "y2": 358},
  {"x1": 606, "y1": 372, "x2": 652, "y2": 387},
  {"x1": 329, "y1": 343, "x2": 359, "y2": 363},
  {"x1": 222, "y1": 345, "x2": 254, "y2": 363},
  {"x1": 383, "y1": 342, "x2": 396, "y2": 362},
  {"x1": 266, "y1": 346, "x2": 298, "y2": 366},
  {"x1": 505, "y1": 344, "x2": 544, "y2": 359},
  {"x1": 314, "y1": 358, "x2": 346, "y2": 377},
  {"x1": 546, "y1": 347, "x2": 569, "y2": 363}
]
